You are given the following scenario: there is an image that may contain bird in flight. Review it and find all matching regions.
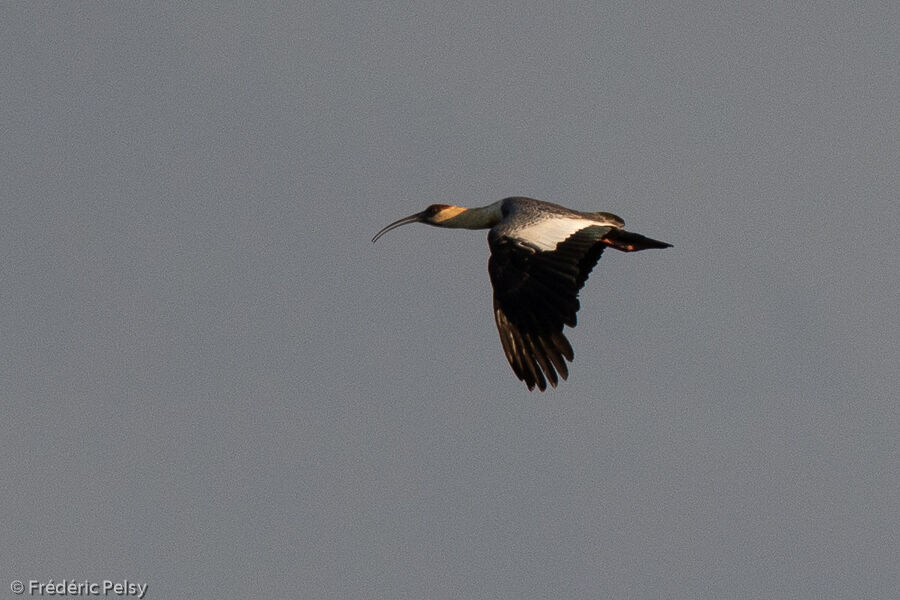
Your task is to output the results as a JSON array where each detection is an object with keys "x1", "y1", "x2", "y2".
[{"x1": 372, "y1": 197, "x2": 671, "y2": 391}]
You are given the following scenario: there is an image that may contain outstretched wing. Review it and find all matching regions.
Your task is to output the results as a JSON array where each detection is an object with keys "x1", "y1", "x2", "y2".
[{"x1": 488, "y1": 225, "x2": 613, "y2": 391}]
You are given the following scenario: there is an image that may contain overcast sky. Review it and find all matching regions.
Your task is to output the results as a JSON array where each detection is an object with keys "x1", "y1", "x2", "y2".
[{"x1": 2, "y1": 3, "x2": 898, "y2": 599}]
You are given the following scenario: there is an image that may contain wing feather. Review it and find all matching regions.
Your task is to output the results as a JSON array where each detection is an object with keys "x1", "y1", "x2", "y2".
[{"x1": 488, "y1": 225, "x2": 611, "y2": 390}]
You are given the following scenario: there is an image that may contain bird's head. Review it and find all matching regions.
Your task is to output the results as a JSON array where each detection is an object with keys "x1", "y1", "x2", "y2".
[{"x1": 372, "y1": 204, "x2": 491, "y2": 242}]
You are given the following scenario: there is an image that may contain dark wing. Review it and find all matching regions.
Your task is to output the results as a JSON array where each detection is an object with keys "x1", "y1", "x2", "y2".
[{"x1": 488, "y1": 225, "x2": 612, "y2": 391}]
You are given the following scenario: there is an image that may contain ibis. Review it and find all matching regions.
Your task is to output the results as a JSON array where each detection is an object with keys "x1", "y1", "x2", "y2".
[{"x1": 372, "y1": 197, "x2": 671, "y2": 391}]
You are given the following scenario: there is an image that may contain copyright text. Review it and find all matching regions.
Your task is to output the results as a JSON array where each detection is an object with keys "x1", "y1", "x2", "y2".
[{"x1": 10, "y1": 580, "x2": 148, "y2": 599}]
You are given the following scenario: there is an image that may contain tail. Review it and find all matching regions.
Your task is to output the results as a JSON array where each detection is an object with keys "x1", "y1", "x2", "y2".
[{"x1": 601, "y1": 229, "x2": 672, "y2": 252}]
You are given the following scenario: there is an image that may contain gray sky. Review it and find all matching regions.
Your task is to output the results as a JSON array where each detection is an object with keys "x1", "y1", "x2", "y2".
[{"x1": 2, "y1": 3, "x2": 898, "y2": 598}]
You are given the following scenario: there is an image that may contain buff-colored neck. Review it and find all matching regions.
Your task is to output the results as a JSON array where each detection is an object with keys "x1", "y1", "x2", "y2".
[{"x1": 433, "y1": 201, "x2": 503, "y2": 229}]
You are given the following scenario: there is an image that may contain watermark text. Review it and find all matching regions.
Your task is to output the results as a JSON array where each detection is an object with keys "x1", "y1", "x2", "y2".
[{"x1": 10, "y1": 580, "x2": 148, "y2": 599}]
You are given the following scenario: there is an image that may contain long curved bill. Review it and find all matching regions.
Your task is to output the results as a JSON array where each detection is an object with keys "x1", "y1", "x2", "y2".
[{"x1": 371, "y1": 211, "x2": 426, "y2": 243}]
